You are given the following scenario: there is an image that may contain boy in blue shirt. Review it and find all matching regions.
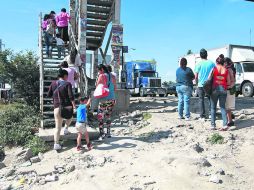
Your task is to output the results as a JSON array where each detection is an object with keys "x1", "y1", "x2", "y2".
[{"x1": 76, "y1": 96, "x2": 92, "y2": 151}]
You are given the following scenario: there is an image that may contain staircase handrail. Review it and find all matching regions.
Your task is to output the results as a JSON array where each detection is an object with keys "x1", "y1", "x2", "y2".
[{"x1": 69, "y1": 21, "x2": 88, "y2": 96}]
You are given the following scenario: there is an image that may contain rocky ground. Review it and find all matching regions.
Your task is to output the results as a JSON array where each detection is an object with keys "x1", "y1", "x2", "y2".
[{"x1": 1, "y1": 96, "x2": 254, "y2": 190}]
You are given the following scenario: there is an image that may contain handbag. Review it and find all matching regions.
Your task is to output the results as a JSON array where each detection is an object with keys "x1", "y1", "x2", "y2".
[
  {"x1": 229, "y1": 85, "x2": 236, "y2": 95},
  {"x1": 55, "y1": 81, "x2": 73, "y2": 119},
  {"x1": 94, "y1": 74, "x2": 110, "y2": 99},
  {"x1": 203, "y1": 69, "x2": 214, "y2": 95}
]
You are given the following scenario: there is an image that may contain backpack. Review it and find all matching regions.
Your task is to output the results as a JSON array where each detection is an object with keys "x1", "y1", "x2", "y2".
[{"x1": 46, "y1": 20, "x2": 55, "y2": 35}]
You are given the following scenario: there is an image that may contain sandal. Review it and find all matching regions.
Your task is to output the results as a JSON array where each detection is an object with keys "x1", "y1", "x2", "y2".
[
  {"x1": 77, "y1": 145, "x2": 82, "y2": 151},
  {"x1": 219, "y1": 126, "x2": 229, "y2": 131},
  {"x1": 87, "y1": 143, "x2": 92, "y2": 151}
]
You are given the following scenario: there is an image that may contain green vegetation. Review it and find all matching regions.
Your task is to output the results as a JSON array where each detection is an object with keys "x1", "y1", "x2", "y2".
[
  {"x1": 187, "y1": 49, "x2": 193, "y2": 55},
  {"x1": 0, "y1": 50, "x2": 46, "y2": 155},
  {"x1": 143, "y1": 112, "x2": 152, "y2": 121},
  {"x1": 208, "y1": 133, "x2": 224, "y2": 144},
  {"x1": 0, "y1": 103, "x2": 39, "y2": 146},
  {"x1": 0, "y1": 103, "x2": 47, "y2": 156},
  {"x1": 25, "y1": 136, "x2": 49, "y2": 156},
  {"x1": 0, "y1": 50, "x2": 39, "y2": 109},
  {"x1": 162, "y1": 81, "x2": 175, "y2": 86}
]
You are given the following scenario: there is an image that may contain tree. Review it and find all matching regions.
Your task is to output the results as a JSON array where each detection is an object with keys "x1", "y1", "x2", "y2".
[
  {"x1": 162, "y1": 81, "x2": 175, "y2": 86},
  {"x1": 0, "y1": 50, "x2": 39, "y2": 108},
  {"x1": 187, "y1": 50, "x2": 193, "y2": 55}
]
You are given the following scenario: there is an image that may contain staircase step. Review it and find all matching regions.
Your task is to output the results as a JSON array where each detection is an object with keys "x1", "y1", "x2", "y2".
[
  {"x1": 87, "y1": 25, "x2": 106, "y2": 32},
  {"x1": 87, "y1": 19, "x2": 107, "y2": 26},
  {"x1": 86, "y1": 31, "x2": 103, "y2": 37},
  {"x1": 87, "y1": 0, "x2": 113, "y2": 7},
  {"x1": 43, "y1": 66, "x2": 60, "y2": 69},
  {"x1": 87, "y1": 12, "x2": 109, "y2": 20},
  {"x1": 43, "y1": 57, "x2": 65, "y2": 60},
  {"x1": 87, "y1": 5, "x2": 111, "y2": 14},
  {"x1": 38, "y1": 127, "x2": 99, "y2": 142},
  {"x1": 44, "y1": 68, "x2": 60, "y2": 71}
]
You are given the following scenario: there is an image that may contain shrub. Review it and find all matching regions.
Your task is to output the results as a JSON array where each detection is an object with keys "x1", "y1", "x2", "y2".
[
  {"x1": 0, "y1": 103, "x2": 40, "y2": 146},
  {"x1": 208, "y1": 133, "x2": 224, "y2": 144},
  {"x1": 25, "y1": 136, "x2": 49, "y2": 156}
]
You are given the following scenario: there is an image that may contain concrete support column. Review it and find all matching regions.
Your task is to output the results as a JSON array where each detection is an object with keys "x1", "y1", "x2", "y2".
[
  {"x1": 78, "y1": 0, "x2": 87, "y2": 65},
  {"x1": 114, "y1": 0, "x2": 121, "y2": 24},
  {"x1": 112, "y1": 0, "x2": 122, "y2": 83},
  {"x1": 92, "y1": 49, "x2": 98, "y2": 79}
]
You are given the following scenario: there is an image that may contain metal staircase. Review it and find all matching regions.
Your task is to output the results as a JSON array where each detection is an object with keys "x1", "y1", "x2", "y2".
[
  {"x1": 86, "y1": 0, "x2": 114, "y2": 51},
  {"x1": 39, "y1": 0, "x2": 117, "y2": 128}
]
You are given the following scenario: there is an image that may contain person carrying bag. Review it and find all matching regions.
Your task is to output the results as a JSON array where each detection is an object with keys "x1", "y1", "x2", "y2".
[
  {"x1": 47, "y1": 69, "x2": 76, "y2": 150},
  {"x1": 95, "y1": 64, "x2": 117, "y2": 140}
]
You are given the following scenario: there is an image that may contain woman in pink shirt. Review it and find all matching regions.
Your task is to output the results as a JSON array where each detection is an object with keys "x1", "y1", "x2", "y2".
[
  {"x1": 42, "y1": 14, "x2": 49, "y2": 31},
  {"x1": 55, "y1": 8, "x2": 70, "y2": 43},
  {"x1": 60, "y1": 61, "x2": 78, "y2": 95}
]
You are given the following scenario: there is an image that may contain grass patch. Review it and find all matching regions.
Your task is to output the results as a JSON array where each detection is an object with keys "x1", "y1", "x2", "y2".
[
  {"x1": 208, "y1": 133, "x2": 224, "y2": 144},
  {"x1": 0, "y1": 103, "x2": 48, "y2": 156},
  {"x1": 143, "y1": 112, "x2": 152, "y2": 121},
  {"x1": 25, "y1": 136, "x2": 49, "y2": 156}
]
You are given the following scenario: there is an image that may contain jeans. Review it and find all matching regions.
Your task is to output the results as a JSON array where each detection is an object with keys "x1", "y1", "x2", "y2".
[
  {"x1": 176, "y1": 85, "x2": 192, "y2": 118},
  {"x1": 197, "y1": 87, "x2": 211, "y2": 118},
  {"x1": 44, "y1": 31, "x2": 53, "y2": 56},
  {"x1": 57, "y1": 45, "x2": 65, "y2": 58},
  {"x1": 210, "y1": 86, "x2": 228, "y2": 127}
]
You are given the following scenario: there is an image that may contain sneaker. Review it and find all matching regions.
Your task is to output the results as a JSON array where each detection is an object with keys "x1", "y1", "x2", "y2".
[
  {"x1": 178, "y1": 116, "x2": 184, "y2": 120},
  {"x1": 198, "y1": 117, "x2": 205, "y2": 122},
  {"x1": 106, "y1": 133, "x2": 112, "y2": 138},
  {"x1": 98, "y1": 134, "x2": 106, "y2": 141},
  {"x1": 77, "y1": 145, "x2": 82, "y2": 151},
  {"x1": 210, "y1": 125, "x2": 216, "y2": 130},
  {"x1": 185, "y1": 117, "x2": 191, "y2": 121},
  {"x1": 227, "y1": 121, "x2": 235, "y2": 127},
  {"x1": 64, "y1": 128, "x2": 71, "y2": 135},
  {"x1": 54, "y1": 144, "x2": 62, "y2": 150}
]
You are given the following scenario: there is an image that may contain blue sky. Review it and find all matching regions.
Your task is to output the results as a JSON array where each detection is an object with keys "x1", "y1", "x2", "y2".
[{"x1": 1, "y1": 0, "x2": 254, "y2": 81}]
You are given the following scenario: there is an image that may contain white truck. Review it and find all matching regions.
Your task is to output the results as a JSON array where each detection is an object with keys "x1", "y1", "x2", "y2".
[{"x1": 184, "y1": 44, "x2": 254, "y2": 97}]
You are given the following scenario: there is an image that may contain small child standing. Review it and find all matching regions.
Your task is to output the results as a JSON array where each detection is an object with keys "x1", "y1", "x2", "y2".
[
  {"x1": 55, "y1": 33, "x2": 65, "y2": 59},
  {"x1": 76, "y1": 96, "x2": 92, "y2": 151}
]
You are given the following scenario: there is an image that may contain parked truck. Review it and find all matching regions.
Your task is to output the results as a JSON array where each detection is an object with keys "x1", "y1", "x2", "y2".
[
  {"x1": 125, "y1": 61, "x2": 166, "y2": 97},
  {"x1": 184, "y1": 44, "x2": 254, "y2": 97}
]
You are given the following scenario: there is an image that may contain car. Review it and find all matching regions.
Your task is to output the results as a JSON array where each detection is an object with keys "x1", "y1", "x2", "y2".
[{"x1": 163, "y1": 84, "x2": 177, "y2": 97}]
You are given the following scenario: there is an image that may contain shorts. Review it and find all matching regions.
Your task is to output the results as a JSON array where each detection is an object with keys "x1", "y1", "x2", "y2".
[
  {"x1": 75, "y1": 122, "x2": 87, "y2": 134},
  {"x1": 225, "y1": 90, "x2": 235, "y2": 110}
]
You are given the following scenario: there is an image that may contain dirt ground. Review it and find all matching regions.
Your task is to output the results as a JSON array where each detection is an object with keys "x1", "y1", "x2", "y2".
[{"x1": 1, "y1": 96, "x2": 254, "y2": 190}]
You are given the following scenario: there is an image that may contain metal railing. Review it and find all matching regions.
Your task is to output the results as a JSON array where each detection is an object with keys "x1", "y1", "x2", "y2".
[{"x1": 38, "y1": 12, "x2": 45, "y2": 128}]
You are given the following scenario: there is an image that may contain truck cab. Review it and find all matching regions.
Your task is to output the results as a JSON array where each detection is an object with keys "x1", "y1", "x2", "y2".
[
  {"x1": 125, "y1": 61, "x2": 166, "y2": 97},
  {"x1": 235, "y1": 61, "x2": 254, "y2": 97}
]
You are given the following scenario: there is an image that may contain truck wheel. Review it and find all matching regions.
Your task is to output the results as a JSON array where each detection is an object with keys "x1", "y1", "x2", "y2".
[
  {"x1": 140, "y1": 87, "x2": 147, "y2": 97},
  {"x1": 242, "y1": 82, "x2": 254, "y2": 97}
]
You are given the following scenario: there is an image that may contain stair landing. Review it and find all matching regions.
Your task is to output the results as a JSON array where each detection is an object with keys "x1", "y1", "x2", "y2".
[{"x1": 38, "y1": 127, "x2": 99, "y2": 142}]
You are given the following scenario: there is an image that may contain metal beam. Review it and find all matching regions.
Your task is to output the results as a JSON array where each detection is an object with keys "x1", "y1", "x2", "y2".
[
  {"x1": 102, "y1": 29, "x2": 112, "y2": 64},
  {"x1": 99, "y1": 47, "x2": 108, "y2": 65}
]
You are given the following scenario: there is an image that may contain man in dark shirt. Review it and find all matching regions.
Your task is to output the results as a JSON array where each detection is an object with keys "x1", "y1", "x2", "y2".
[{"x1": 47, "y1": 69, "x2": 76, "y2": 150}]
